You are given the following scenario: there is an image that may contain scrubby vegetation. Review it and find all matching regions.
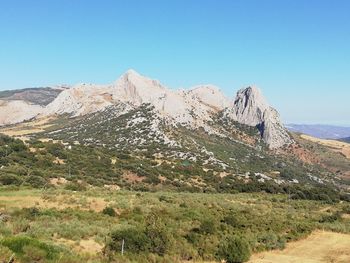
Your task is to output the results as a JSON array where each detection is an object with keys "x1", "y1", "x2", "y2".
[
  {"x1": 0, "y1": 133, "x2": 348, "y2": 202},
  {"x1": 0, "y1": 187, "x2": 349, "y2": 262},
  {"x1": 0, "y1": 110, "x2": 349, "y2": 262}
]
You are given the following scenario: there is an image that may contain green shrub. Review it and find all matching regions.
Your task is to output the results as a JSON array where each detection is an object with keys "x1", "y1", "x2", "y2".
[
  {"x1": 145, "y1": 219, "x2": 171, "y2": 256},
  {"x1": 223, "y1": 213, "x2": 239, "y2": 227},
  {"x1": 22, "y1": 244, "x2": 47, "y2": 262},
  {"x1": 0, "y1": 174, "x2": 23, "y2": 186},
  {"x1": 158, "y1": 195, "x2": 173, "y2": 203},
  {"x1": 107, "y1": 227, "x2": 150, "y2": 254},
  {"x1": 0, "y1": 236, "x2": 59, "y2": 260},
  {"x1": 341, "y1": 204, "x2": 350, "y2": 213},
  {"x1": 45, "y1": 143, "x2": 66, "y2": 159},
  {"x1": 217, "y1": 235, "x2": 251, "y2": 263},
  {"x1": 199, "y1": 219, "x2": 216, "y2": 234},
  {"x1": 102, "y1": 206, "x2": 116, "y2": 217},
  {"x1": 257, "y1": 232, "x2": 286, "y2": 250},
  {"x1": 319, "y1": 212, "x2": 341, "y2": 223},
  {"x1": 22, "y1": 207, "x2": 41, "y2": 219},
  {"x1": 25, "y1": 175, "x2": 47, "y2": 188},
  {"x1": 107, "y1": 215, "x2": 171, "y2": 256}
]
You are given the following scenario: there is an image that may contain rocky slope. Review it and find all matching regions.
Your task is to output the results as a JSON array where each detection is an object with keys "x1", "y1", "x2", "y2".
[
  {"x1": 0, "y1": 100, "x2": 43, "y2": 126},
  {"x1": 0, "y1": 70, "x2": 292, "y2": 148}
]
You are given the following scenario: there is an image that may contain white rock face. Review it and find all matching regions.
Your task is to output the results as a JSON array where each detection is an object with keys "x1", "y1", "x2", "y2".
[
  {"x1": 185, "y1": 85, "x2": 231, "y2": 110},
  {"x1": 44, "y1": 83, "x2": 114, "y2": 116},
  {"x1": 262, "y1": 107, "x2": 293, "y2": 149},
  {"x1": 44, "y1": 70, "x2": 230, "y2": 127},
  {"x1": 226, "y1": 86, "x2": 293, "y2": 148},
  {"x1": 0, "y1": 100, "x2": 43, "y2": 126},
  {"x1": 112, "y1": 70, "x2": 191, "y2": 123},
  {"x1": 230, "y1": 87, "x2": 269, "y2": 126},
  {"x1": 1, "y1": 70, "x2": 292, "y2": 148}
]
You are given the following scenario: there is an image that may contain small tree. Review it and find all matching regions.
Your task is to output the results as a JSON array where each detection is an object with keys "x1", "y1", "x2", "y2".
[
  {"x1": 0, "y1": 174, "x2": 23, "y2": 186},
  {"x1": 218, "y1": 235, "x2": 251, "y2": 263}
]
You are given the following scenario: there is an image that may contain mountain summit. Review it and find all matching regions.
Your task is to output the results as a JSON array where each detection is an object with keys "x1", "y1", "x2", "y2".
[
  {"x1": 0, "y1": 70, "x2": 292, "y2": 148},
  {"x1": 225, "y1": 86, "x2": 293, "y2": 148}
]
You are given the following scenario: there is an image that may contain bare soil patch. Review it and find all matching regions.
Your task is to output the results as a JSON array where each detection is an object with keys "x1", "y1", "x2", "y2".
[
  {"x1": 123, "y1": 170, "x2": 145, "y2": 183},
  {"x1": 55, "y1": 237, "x2": 103, "y2": 254}
]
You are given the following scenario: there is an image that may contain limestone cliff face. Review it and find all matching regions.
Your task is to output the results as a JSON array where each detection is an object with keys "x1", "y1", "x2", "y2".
[
  {"x1": 0, "y1": 70, "x2": 293, "y2": 149},
  {"x1": 226, "y1": 86, "x2": 293, "y2": 149},
  {"x1": 260, "y1": 107, "x2": 294, "y2": 149}
]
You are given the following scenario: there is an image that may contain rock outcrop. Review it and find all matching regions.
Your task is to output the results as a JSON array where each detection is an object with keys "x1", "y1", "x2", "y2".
[{"x1": 226, "y1": 86, "x2": 293, "y2": 148}]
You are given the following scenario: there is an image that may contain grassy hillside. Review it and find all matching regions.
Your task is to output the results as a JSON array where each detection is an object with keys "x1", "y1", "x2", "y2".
[{"x1": 0, "y1": 187, "x2": 349, "y2": 262}]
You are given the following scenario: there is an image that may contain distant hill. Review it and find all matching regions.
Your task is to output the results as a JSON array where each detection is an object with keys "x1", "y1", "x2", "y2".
[
  {"x1": 286, "y1": 124, "x2": 350, "y2": 139},
  {"x1": 0, "y1": 86, "x2": 65, "y2": 106},
  {"x1": 340, "y1": 137, "x2": 350, "y2": 143}
]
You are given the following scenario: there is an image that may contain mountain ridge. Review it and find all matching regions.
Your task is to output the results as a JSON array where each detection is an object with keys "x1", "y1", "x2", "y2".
[{"x1": 0, "y1": 69, "x2": 292, "y2": 148}]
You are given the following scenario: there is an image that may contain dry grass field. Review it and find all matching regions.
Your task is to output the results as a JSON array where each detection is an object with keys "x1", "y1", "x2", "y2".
[
  {"x1": 249, "y1": 230, "x2": 350, "y2": 263},
  {"x1": 0, "y1": 189, "x2": 109, "y2": 212},
  {"x1": 301, "y1": 134, "x2": 350, "y2": 159},
  {"x1": 0, "y1": 116, "x2": 54, "y2": 137}
]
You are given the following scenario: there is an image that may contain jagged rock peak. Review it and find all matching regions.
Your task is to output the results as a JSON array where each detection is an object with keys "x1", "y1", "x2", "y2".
[
  {"x1": 232, "y1": 86, "x2": 269, "y2": 126},
  {"x1": 113, "y1": 69, "x2": 168, "y2": 105},
  {"x1": 116, "y1": 69, "x2": 164, "y2": 90},
  {"x1": 227, "y1": 86, "x2": 293, "y2": 149}
]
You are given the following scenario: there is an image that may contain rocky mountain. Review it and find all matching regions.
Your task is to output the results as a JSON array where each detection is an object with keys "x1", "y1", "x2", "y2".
[
  {"x1": 0, "y1": 70, "x2": 292, "y2": 149},
  {"x1": 1, "y1": 70, "x2": 349, "y2": 193},
  {"x1": 286, "y1": 124, "x2": 350, "y2": 140},
  {"x1": 0, "y1": 86, "x2": 66, "y2": 125}
]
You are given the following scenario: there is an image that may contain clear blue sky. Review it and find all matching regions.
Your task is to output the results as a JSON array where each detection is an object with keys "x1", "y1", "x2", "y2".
[{"x1": 0, "y1": 0, "x2": 349, "y2": 125}]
